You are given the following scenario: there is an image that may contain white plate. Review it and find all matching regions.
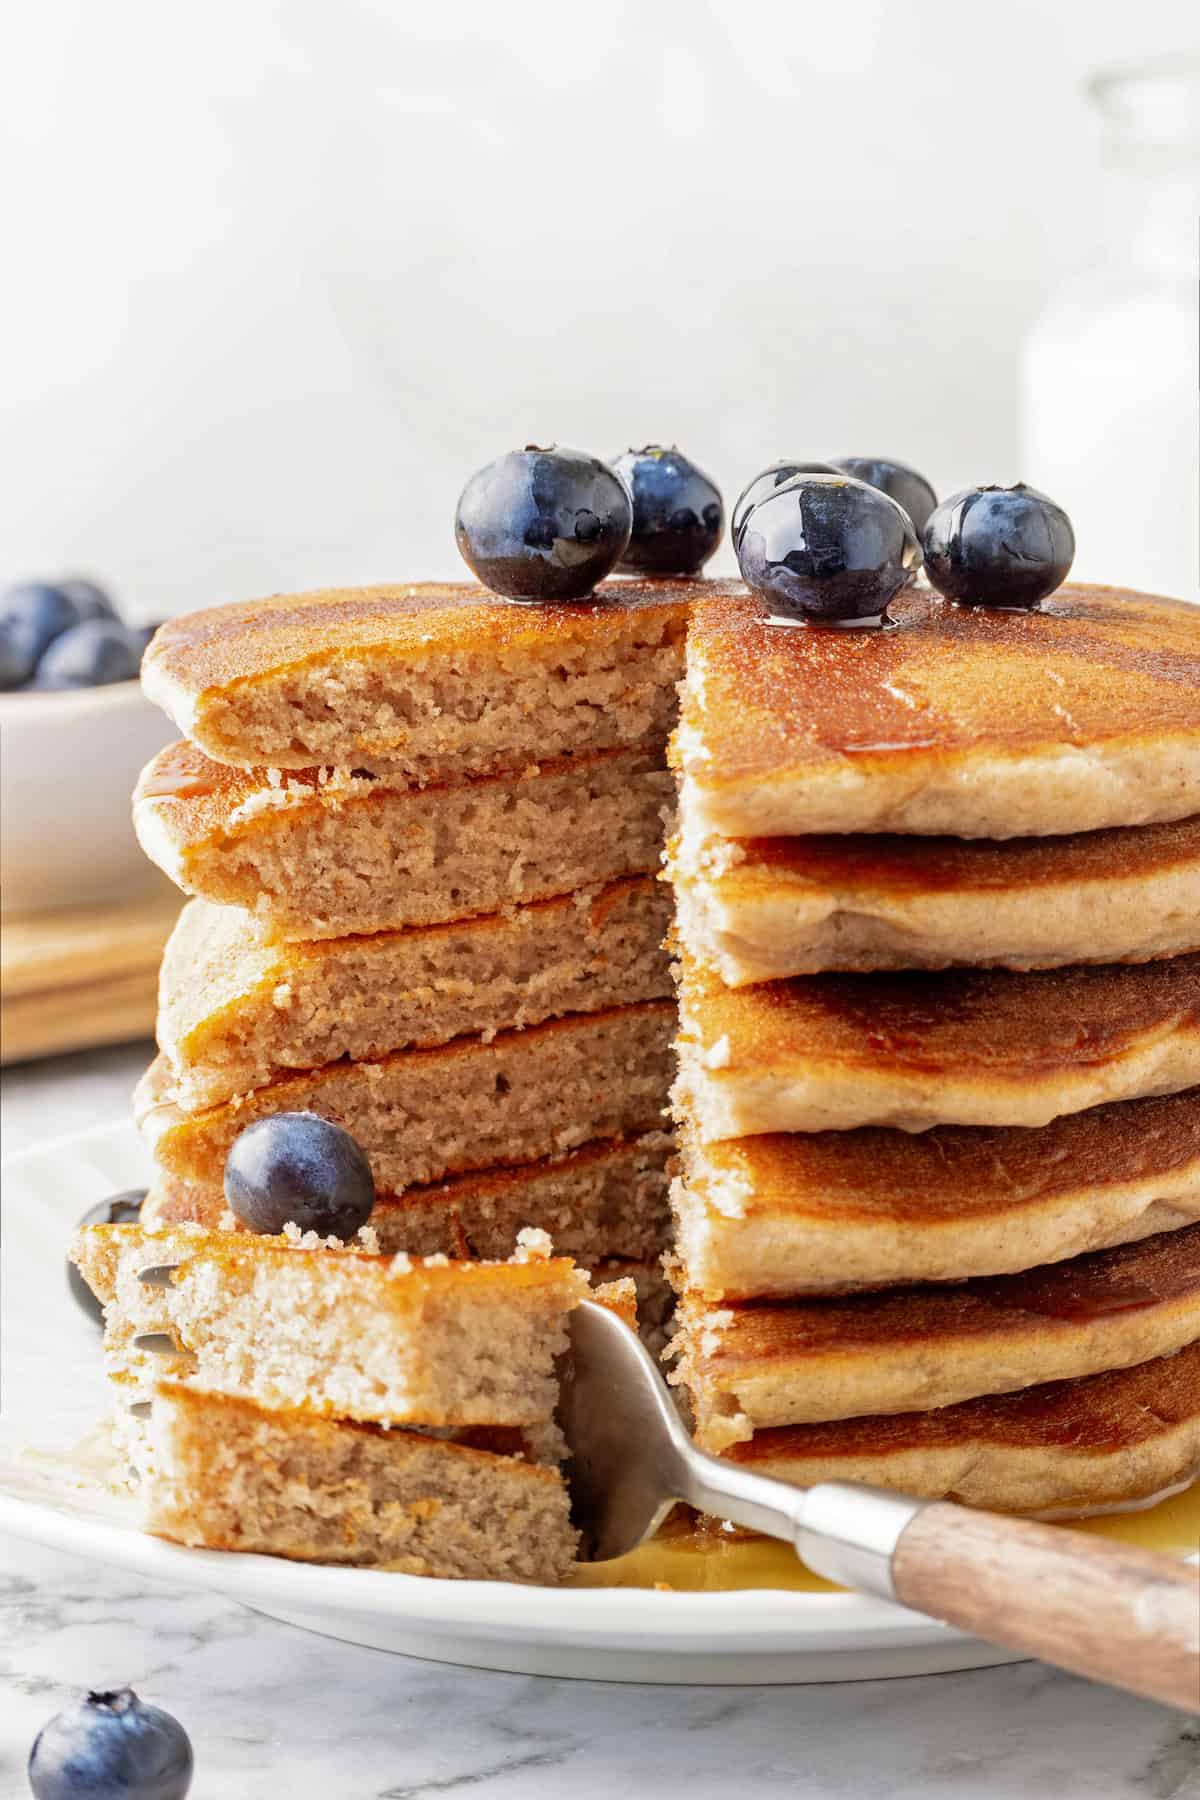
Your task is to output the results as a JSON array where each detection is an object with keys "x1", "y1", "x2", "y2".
[{"x1": 0, "y1": 1121, "x2": 1032, "y2": 1685}]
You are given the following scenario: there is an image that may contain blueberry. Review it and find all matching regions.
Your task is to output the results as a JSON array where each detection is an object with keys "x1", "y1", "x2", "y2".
[
  {"x1": 0, "y1": 583, "x2": 79, "y2": 688},
  {"x1": 33, "y1": 619, "x2": 142, "y2": 688},
  {"x1": 68, "y1": 1191, "x2": 146, "y2": 1327},
  {"x1": 28, "y1": 1687, "x2": 193, "y2": 1799},
  {"x1": 736, "y1": 474, "x2": 922, "y2": 624},
  {"x1": 730, "y1": 461, "x2": 839, "y2": 548},
  {"x1": 831, "y1": 457, "x2": 938, "y2": 536},
  {"x1": 225, "y1": 1112, "x2": 376, "y2": 1238},
  {"x1": 57, "y1": 577, "x2": 119, "y2": 622},
  {"x1": 609, "y1": 446, "x2": 723, "y2": 576},
  {"x1": 455, "y1": 446, "x2": 632, "y2": 601},
  {"x1": 923, "y1": 483, "x2": 1075, "y2": 609}
]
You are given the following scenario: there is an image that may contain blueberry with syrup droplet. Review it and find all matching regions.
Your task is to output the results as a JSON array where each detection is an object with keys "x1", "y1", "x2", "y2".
[
  {"x1": 225, "y1": 1112, "x2": 376, "y2": 1239},
  {"x1": 455, "y1": 446, "x2": 632, "y2": 601},
  {"x1": 730, "y1": 461, "x2": 838, "y2": 548},
  {"x1": 736, "y1": 474, "x2": 922, "y2": 624},
  {"x1": 831, "y1": 458, "x2": 938, "y2": 536},
  {"x1": 29, "y1": 1686, "x2": 193, "y2": 1799},
  {"x1": 923, "y1": 483, "x2": 1075, "y2": 609},
  {"x1": 68, "y1": 1190, "x2": 147, "y2": 1326},
  {"x1": 609, "y1": 446, "x2": 723, "y2": 576},
  {"x1": 34, "y1": 619, "x2": 142, "y2": 688},
  {"x1": 0, "y1": 582, "x2": 79, "y2": 689}
]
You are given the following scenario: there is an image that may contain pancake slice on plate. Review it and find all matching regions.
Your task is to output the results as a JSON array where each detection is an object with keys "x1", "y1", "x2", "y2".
[
  {"x1": 672, "y1": 1087, "x2": 1200, "y2": 1299},
  {"x1": 672, "y1": 1224, "x2": 1200, "y2": 1445},
  {"x1": 674, "y1": 951, "x2": 1200, "y2": 1137},
  {"x1": 674, "y1": 584, "x2": 1200, "y2": 840}
]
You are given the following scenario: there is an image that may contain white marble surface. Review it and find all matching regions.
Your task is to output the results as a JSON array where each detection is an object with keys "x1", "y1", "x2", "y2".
[{"x1": 3, "y1": 1045, "x2": 1198, "y2": 1798}]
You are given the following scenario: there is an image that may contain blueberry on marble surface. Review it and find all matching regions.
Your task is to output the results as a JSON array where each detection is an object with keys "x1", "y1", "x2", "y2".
[
  {"x1": 28, "y1": 1687, "x2": 193, "y2": 1799},
  {"x1": 610, "y1": 445, "x2": 723, "y2": 575},
  {"x1": 455, "y1": 446, "x2": 632, "y2": 601},
  {"x1": 68, "y1": 1190, "x2": 147, "y2": 1326},
  {"x1": 33, "y1": 619, "x2": 142, "y2": 689},
  {"x1": 0, "y1": 582, "x2": 79, "y2": 688},
  {"x1": 736, "y1": 473, "x2": 922, "y2": 624},
  {"x1": 730, "y1": 461, "x2": 838, "y2": 548},
  {"x1": 923, "y1": 483, "x2": 1075, "y2": 608},
  {"x1": 831, "y1": 457, "x2": 938, "y2": 535},
  {"x1": 225, "y1": 1111, "x2": 376, "y2": 1239}
]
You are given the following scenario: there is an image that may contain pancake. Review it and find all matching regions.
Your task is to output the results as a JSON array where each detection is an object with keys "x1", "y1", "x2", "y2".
[
  {"x1": 675, "y1": 952, "x2": 1200, "y2": 1137},
  {"x1": 142, "y1": 578, "x2": 697, "y2": 774},
  {"x1": 724, "y1": 1339, "x2": 1200, "y2": 1517},
  {"x1": 669, "y1": 813, "x2": 1200, "y2": 985},
  {"x1": 137, "y1": 999, "x2": 676, "y2": 1197},
  {"x1": 672, "y1": 1225, "x2": 1200, "y2": 1445},
  {"x1": 672, "y1": 1088, "x2": 1200, "y2": 1299},
  {"x1": 140, "y1": 1130, "x2": 674, "y2": 1267},
  {"x1": 160, "y1": 878, "x2": 672, "y2": 1112},
  {"x1": 134, "y1": 740, "x2": 673, "y2": 941},
  {"x1": 674, "y1": 584, "x2": 1200, "y2": 841}
]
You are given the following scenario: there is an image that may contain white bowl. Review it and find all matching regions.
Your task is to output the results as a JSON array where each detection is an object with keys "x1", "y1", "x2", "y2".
[{"x1": 0, "y1": 680, "x2": 176, "y2": 912}]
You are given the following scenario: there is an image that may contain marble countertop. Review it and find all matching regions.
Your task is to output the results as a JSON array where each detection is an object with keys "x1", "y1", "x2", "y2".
[{"x1": 3, "y1": 1044, "x2": 1196, "y2": 1799}]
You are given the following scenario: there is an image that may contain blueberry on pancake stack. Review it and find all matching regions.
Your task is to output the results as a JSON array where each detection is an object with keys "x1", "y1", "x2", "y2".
[{"x1": 667, "y1": 496, "x2": 1200, "y2": 1519}]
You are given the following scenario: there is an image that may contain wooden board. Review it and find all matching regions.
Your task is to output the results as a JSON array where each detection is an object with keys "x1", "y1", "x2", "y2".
[{"x1": 1, "y1": 883, "x2": 180, "y2": 1064}]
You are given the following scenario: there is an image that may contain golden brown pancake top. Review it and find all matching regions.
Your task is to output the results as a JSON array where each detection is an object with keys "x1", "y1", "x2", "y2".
[
  {"x1": 679, "y1": 953, "x2": 1200, "y2": 1078},
  {"x1": 680, "y1": 584, "x2": 1200, "y2": 791},
  {"x1": 715, "y1": 812, "x2": 1200, "y2": 897},
  {"x1": 144, "y1": 577, "x2": 704, "y2": 697},
  {"x1": 690, "y1": 1087, "x2": 1200, "y2": 1223},
  {"x1": 691, "y1": 1225, "x2": 1200, "y2": 1365},
  {"x1": 728, "y1": 1337, "x2": 1200, "y2": 1460}
]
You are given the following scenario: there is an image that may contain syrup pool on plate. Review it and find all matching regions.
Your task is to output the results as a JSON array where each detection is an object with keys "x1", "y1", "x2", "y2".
[{"x1": 570, "y1": 1483, "x2": 1200, "y2": 1592}]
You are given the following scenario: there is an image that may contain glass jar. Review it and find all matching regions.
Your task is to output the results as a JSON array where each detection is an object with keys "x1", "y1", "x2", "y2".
[{"x1": 1020, "y1": 57, "x2": 1200, "y2": 602}]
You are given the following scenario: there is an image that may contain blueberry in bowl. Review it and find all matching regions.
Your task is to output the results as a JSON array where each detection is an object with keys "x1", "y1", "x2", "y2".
[
  {"x1": 34, "y1": 618, "x2": 143, "y2": 689},
  {"x1": 730, "y1": 461, "x2": 839, "y2": 548},
  {"x1": 29, "y1": 1686, "x2": 193, "y2": 1799},
  {"x1": 923, "y1": 483, "x2": 1075, "y2": 609},
  {"x1": 609, "y1": 446, "x2": 723, "y2": 576},
  {"x1": 225, "y1": 1111, "x2": 376, "y2": 1239},
  {"x1": 736, "y1": 473, "x2": 922, "y2": 625},
  {"x1": 0, "y1": 582, "x2": 82, "y2": 690},
  {"x1": 831, "y1": 457, "x2": 938, "y2": 536},
  {"x1": 455, "y1": 446, "x2": 632, "y2": 601}
]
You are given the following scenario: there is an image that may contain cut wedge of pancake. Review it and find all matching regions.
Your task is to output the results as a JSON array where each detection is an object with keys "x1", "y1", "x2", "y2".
[
  {"x1": 675, "y1": 584, "x2": 1200, "y2": 841},
  {"x1": 672, "y1": 1088, "x2": 1200, "y2": 1299},
  {"x1": 134, "y1": 741, "x2": 673, "y2": 940},
  {"x1": 673, "y1": 1225, "x2": 1200, "y2": 1446},
  {"x1": 142, "y1": 577, "x2": 698, "y2": 774},
  {"x1": 141, "y1": 1130, "x2": 674, "y2": 1266},
  {"x1": 76, "y1": 1222, "x2": 586, "y2": 1427},
  {"x1": 135, "y1": 1382, "x2": 578, "y2": 1580},
  {"x1": 669, "y1": 813, "x2": 1200, "y2": 985},
  {"x1": 675, "y1": 953, "x2": 1200, "y2": 1137},
  {"x1": 138, "y1": 999, "x2": 675, "y2": 1196},
  {"x1": 724, "y1": 1340, "x2": 1200, "y2": 1517},
  {"x1": 160, "y1": 878, "x2": 672, "y2": 1111}
]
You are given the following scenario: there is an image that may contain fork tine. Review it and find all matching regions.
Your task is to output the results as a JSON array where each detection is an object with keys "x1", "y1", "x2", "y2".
[
  {"x1": 128, "y1": 1401, "x2": 153, "y2": 1419},
  {"x1": 132, "y1": 1332, "x2": 181, "y2": 1355},
  {"x1": 137, "y1": 1264, "x2": 178, "y2": 1288}
]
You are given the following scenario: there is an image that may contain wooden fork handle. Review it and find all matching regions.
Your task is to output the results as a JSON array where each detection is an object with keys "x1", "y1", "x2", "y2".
[{"x1": 892, "y1": 1504, "x2": 1200, "y2": 1713}]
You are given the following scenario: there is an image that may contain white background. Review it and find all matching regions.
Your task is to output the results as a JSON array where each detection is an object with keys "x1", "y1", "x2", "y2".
[{"x1": 1, "y1": 0, "x2": 1197, "y2": 619}]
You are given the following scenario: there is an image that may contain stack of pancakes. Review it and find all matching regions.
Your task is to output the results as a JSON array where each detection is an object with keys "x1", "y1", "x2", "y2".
[
  {"x1": 132, "y1": 581, "x2": 700, "y2": 1315},
  {"x1": 666, "y1": 584, "x2": 1200, "y2": 1516}
]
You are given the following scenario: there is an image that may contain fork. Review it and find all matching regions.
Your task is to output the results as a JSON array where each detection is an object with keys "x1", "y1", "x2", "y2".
[{"x1": 560, "y1": 1300, "x2": 1200, "y2": 1713}]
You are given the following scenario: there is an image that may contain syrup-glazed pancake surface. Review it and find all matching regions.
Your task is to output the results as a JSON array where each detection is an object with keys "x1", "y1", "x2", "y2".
[
  {"x1": 673, "y1": 1225, "x2": 1200, "y2": 1444},
  {"x1": 675, "y1": 952, "x2": 1200, "y2": 1137},
  {"x1": 675, "y1": 584, "x2": 1200, "y2": 840},
  {"x1": 725, "y1": 1338, "x2": 1200, "y2": 1517},
  {"x1": 673, "y1": 1087, "x2": 1200, "y2": 1299},
  {"x1": 670, "y1": 812, "x2": 1200, "y2": 984},
  {"x1": 143, "y1": 578, "x2": 699, "y2": 774},
  {"x1": 134, "y1": 741, "x2": 672, "y2": 940}
]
